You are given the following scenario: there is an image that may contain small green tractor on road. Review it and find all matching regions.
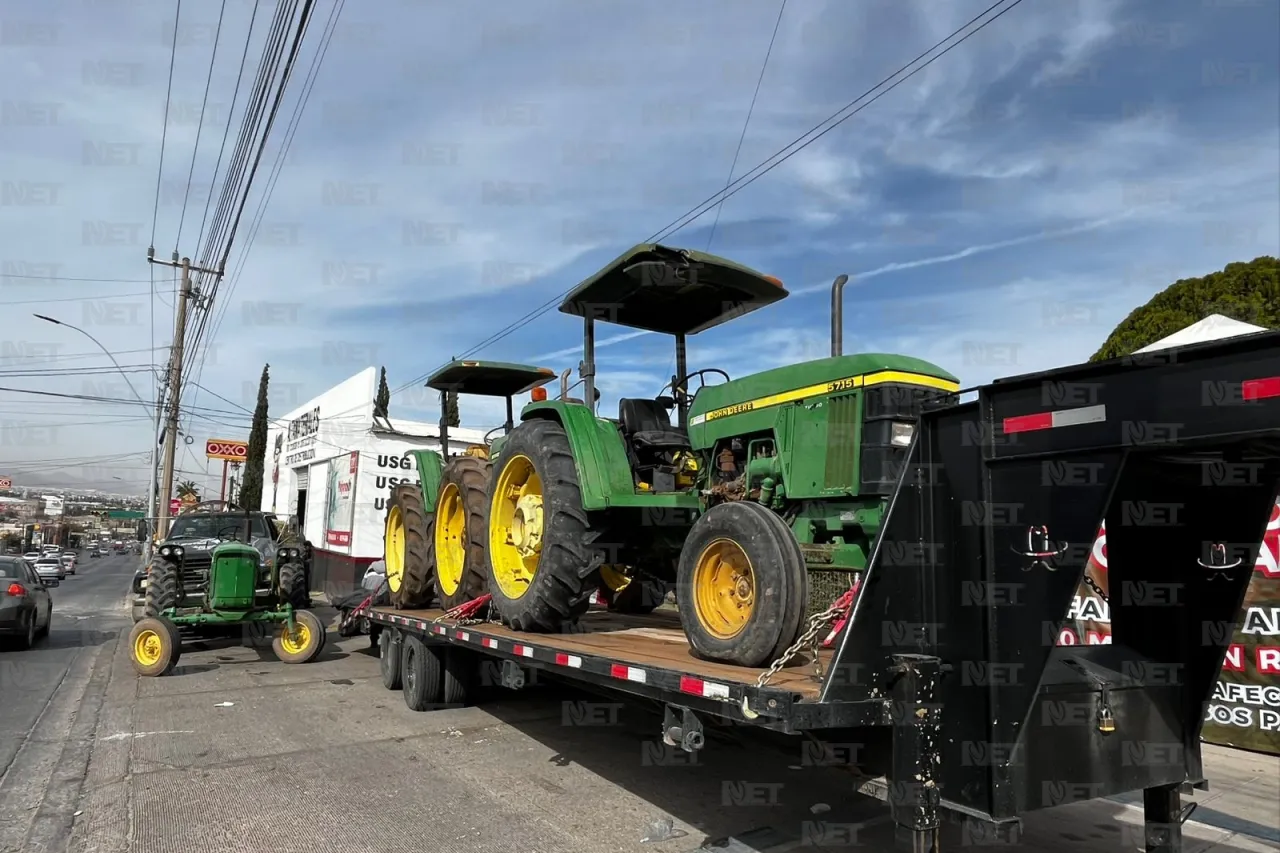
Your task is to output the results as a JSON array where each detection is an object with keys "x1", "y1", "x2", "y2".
[
  {"x1": 128, "y1": 504, "x2": 324, "y2": 676},
  {"x1": 479, "y1": 244, "x2": 959, "y2": 667},
  {"x1": 384, "y1": 360, "x2": 558, "y2": 611}
]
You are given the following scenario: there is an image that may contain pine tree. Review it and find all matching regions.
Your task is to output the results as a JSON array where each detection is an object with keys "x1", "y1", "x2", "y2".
[
  {"x1": 240, "y1": 364, "x2": 270, "y2": 511},
  {"x1": 445, "y1": 390, "x2": 460, "y2": 427},
  {"x1": 374, "y1": 366, "x2": 391, "y2": 418}
]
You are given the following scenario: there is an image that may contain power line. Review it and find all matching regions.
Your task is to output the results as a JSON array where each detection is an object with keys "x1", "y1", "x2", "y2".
[
  {"x1": 0, "y1": 273, "x2": 154, "y2": 284},
  {"x1": 175, "y1": 0, "x2": 230, "y2": 251},
  {"x1": 387, "y1": 0, "x2": 1026, "y2": 397},
  {"x1": 0, "y1": 290, "x2": 152, "y2": 306},
  {"x1": 150, "y1": 0, "x2": 184, "y2": 250}
]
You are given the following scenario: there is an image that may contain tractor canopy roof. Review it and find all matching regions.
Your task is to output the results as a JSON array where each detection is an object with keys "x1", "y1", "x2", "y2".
[
  {"x1": 426, "y1": 359, "x2": 557, "y2": 397},
  {"x1": 558, "y1": 243, "x2": 788, "y2": 336}
]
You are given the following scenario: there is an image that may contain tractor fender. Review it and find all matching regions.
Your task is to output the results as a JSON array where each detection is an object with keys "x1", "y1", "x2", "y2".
[
  {"x1": 518, "y1": 401, "x2": 634, "y2": 511},
  {"x1": 407, "y1": 450, "x2": 444, "y2": 513}
]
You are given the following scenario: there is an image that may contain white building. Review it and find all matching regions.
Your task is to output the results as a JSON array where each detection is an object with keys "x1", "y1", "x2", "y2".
[{"x1": 258, "y1": 366, "x2": 489, "y2": 596}]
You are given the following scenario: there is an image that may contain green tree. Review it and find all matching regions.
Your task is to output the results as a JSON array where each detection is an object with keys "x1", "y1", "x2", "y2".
[
  {"x1": 240, "y1": 364, "x2": 270, "y2": 511},
  {"x1": 444, "y1": 390, "x2": 460, "y2": 428},
  {"x1": 374, "y1": 366, "x2": 391, "y2": 418},
  {"x1": 1090, "y1": 256, "x2": 1278, "y2": 361},
  {"x1": 176, "y1": 480, "x2": 200, "y2": 500}
]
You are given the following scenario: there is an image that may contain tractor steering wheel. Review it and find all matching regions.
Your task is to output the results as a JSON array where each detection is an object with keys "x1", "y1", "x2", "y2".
[
  {"x1": 667, "y1": 368, "x2": 731, "y2": 407},
  {"x1": 483, "y1": 425, "x2": 504, "y2": 443},
  {"x1": 215, "y1": 524, "x2": 245, "y2": 542}
]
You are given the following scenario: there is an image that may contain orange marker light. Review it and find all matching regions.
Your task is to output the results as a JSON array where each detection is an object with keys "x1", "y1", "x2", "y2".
[{"x1": 531, "y1": 386, "x2": 548, "y2": 402}]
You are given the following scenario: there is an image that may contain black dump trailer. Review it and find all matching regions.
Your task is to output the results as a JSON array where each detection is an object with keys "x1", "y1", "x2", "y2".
[{"x1": 367, "y1": 329, "x2": 1280, "y2": 853}]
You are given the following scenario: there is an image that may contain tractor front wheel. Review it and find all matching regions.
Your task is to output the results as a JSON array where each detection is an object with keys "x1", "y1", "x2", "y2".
[
  {"x1": 129, "y1": 615, "x2": 182, "y2": 676},
  {"x1": 143, "y1": 560, "x2": 181, "y2": 617},
  {"x1": 433, "y1": 456, "x2": 491, "y2": 609},
  {"x1": 386, "y1": 483, "x2": 434, "y2": 609},
  {"x1": 273, "y1": 610, "x2": 326, "y2": 663},
  {"x1": 676, "y1": 501, "x2": 807, "y2": 668},
  {"x1": 485, "y1": 419, "x2": 601, "y2": 633}
]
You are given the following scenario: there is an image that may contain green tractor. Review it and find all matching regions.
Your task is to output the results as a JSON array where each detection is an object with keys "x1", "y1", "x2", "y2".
[
  {"x1": 483, "y1": 243, "x2": 960, "y2": 667},
  {"x1": 384, "y1": 360, "x2": 558, "y2": 610},
  {"x1": 128, "y1": 510, "x2": 325, "y2": 676}
]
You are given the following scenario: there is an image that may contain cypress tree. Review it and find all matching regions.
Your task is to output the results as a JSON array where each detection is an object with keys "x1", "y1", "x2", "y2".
[
  {"x1": 374, "y1": 366, "x2": 391, "y2": 418},
  {"x1": 240, "y1": 364, "x2": 270, "y2": 510},
  {"x1": 445, "y1": 390, "x2": 460, "y2": 427}
]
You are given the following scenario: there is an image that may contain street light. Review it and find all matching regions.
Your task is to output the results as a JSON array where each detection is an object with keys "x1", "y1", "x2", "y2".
[{"x1": 33, "y1": 313, "x2": 164, "y2": 562}]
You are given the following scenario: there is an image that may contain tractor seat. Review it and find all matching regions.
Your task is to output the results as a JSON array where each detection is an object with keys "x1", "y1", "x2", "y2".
[{"x1": 618, "y1": 397, "x2": 690, "y2": 451}]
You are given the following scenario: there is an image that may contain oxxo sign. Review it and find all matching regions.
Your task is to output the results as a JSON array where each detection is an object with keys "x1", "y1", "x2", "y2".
[{"x1": 206, "y1": 438, "x2": 249, "y2": 461}]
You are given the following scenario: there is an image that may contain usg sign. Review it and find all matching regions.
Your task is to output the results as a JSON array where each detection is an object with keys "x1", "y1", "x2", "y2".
[{"x1": 206, "y1": 439, "x2": 249, "y2": 461}]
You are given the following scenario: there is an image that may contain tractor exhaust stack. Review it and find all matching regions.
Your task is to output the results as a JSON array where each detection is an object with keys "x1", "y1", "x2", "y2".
[{"x1": 830, "y1": 274, "x2": 849, "y2": 357}]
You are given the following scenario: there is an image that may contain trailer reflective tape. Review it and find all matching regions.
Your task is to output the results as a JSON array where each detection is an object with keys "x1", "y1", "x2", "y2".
[
  {"x1": 433, "y1": 625, "x2": 446, "y2": 635},
  {"x1": 1003, "y1": 404, "x2": 1107, "y2": 434},
  {"x1": 691, "y1": 370, "x2": 961, "y2": 425},
  {"x1": 555, "y1": 653, "x2": 583, "y2": 668},
  {"x1": 1243, "y1": 376, "x2": 1280, "y2": 401},
  {"x1": 482, "y1": 637, "x2": 499, "y2": 649},
  {"x1": 513, "y1": 644, "x2": 534, "y2": 658},
  {"x1": 455, "y1": 631, "x2": 470, "y2": 641},
  {"x1": 610, "y1": 664, "x2": 646, "y2": 683},
  {"x1": 679, "y1": 675, "x2": 730, "y2": 699}
]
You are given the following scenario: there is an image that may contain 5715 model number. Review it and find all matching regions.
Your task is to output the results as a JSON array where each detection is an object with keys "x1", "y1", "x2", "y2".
[{"x1": 827, "y1": 378, "x2": 857, "y2": 392}]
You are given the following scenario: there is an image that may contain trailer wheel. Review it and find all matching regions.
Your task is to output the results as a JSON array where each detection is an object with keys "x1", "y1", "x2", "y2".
[
  {"x1": 598, "y1": 566, "x2": 667, "y2": 615},
  {"x1": 433, "y1": 456, "x2": 492, "y2": 609},
  {"x1": 386, "y1": 483, "x2": 435, "y2": 609},
  {"x1": 441, "y1": 647, "x2": 475, "y2": 706},
  {"x1": 143, "y1": 559, "x2": 181, "y2": 617},
  {"x1": 677, "y1": 501, "x2": 807, "y2": 668},
  {"x1": 401, "y1": 635, "x2": 444, "y2": 711},
  {"x1": 277, "y1": 561, "x2": 309, "y2": 610},
  {"x1": 380, "y1": 628, "x2": 402, "y2": 690},
  {"x1": 486, "y1": 419, "x2": 602, "y2": 632}
]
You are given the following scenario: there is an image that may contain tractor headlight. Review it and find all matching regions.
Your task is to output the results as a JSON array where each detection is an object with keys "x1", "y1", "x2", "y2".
[
  {"x1": 280, "y1": 547, "x2": 299, "y2": 560},
  {"x1": 173, "y1": 546, "x2": 184, "y2": 558},
  {"x1": 159, "y1": 546, "x2": 171, "y2": 557},
  {"x1": 890, "y1": 421, "x2": 915, "y2": 448}
]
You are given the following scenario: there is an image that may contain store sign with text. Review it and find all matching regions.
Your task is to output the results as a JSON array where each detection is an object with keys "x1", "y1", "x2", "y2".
[
  {"x1": 324, "y1": 451, "x2": 359, "y2": 549},
  {"x1": 206, "y1": 438, "x2": 248, "y2": 461},
  {"x1": 1062, "y1": 498, "x2": 1280, "y2": 754}
]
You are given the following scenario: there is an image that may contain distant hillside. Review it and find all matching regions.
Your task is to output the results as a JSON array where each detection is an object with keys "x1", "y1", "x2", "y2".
[{"x1": 1090, "y1": 256, "x2": 1279, "y2": 361}]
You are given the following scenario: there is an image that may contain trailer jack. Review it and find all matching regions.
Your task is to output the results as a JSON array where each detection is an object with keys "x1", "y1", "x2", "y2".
[{"x1": 662, "y1": 705, "x2": 705, "y2": 753}]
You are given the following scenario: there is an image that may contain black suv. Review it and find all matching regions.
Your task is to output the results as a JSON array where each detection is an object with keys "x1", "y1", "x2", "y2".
[{"x1": 131, "y1": 507, "x2": 311, "y2": 621}]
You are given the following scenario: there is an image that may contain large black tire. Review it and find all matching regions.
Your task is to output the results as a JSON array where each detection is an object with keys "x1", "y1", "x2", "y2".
[
  {"x1": 401, "y1": 634, "x2": 444, "y2": 711},
  {"x1": 676, "y1": 501, "x2": 807, "y2": 668},
  {"x1": 441, "y1": 646, "x2": 475, "y2": 706},
  {"x1": 387, "y1": 483, "x2": 435, "y2": 609},
  {"x1": 380, "y1": 628, "x2": 402, "y2": 690},
  {"x1": 432, "y1": 456, "x2": 491, "y2": 610},
  {"x1": 484, "y1": 419, "x2": 602, "y2": 633},
  {"x1": 277, "y1": 561, "x2": 310, "y2": 610},
  {"x1": 144, "y1": 560, "x2": 181, "y2": 617}
]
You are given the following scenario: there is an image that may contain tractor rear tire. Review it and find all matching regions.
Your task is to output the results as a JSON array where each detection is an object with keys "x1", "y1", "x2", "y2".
[
  {"x1": 432, "y1": 456, "x2": 491, "y2": 610},
  {"x1": 485, "y1": 419, "x2": 602, "y2": 633},
  {"x1": 401, "y1": 634, "x2": 444, "y2": 711},
  {"x1": 676, "y1": 501, "x2": 807, "y2": 668},
  {"x1": 380, "y1": 628, "x2": 403, "y2": 690},
  {"x1": 144, "y1": 560, "x2": 181, "y2": 617},
  {"x1": 387, "y1": 483, "x2": 435, "y2": 610},
  {"x1": 278, "y1": 561, "x2": 309, "y2": 610}
]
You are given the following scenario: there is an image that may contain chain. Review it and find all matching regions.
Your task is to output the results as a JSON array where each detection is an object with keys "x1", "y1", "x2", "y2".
[
  {"x1": 756, "y1": 601, "x2": 848, "y2": 689},
  {"x1": 1083, "y1": 573, "x2": 1109, "y2": 604}
]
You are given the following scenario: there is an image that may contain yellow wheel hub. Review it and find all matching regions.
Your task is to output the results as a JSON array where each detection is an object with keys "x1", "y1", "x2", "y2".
[
  {"x1": 599, "y1": 564, "x2": 632, "y2": 594},
  {"x1": 435, "y1": 482, "x2": 465, "y2": 596},
  {"x1": 385, "y1": 505, "x2": 405, "y2": 593},
  {"x1": 489, "y1": 455, "x2": 543, "y2": 600},
  {"x1": 279, "y1": 620, "x2": 312, "y2": 655},
  {"x1": 692, "y1": 538, "x2": 755, "y2": 640},
  {"x1": 134, "y1": 629, "x2": 164, "y2": 667}
]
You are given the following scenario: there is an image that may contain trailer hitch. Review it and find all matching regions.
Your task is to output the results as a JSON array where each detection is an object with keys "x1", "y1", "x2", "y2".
[{"x1": 662, "y1": 705, "x2": 705, "y2": 753}]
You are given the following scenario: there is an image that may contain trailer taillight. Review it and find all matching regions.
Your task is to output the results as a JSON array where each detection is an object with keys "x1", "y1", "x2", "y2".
[{"x1": 1243, "y1": 376, "x2": 1280, "y2": 401}]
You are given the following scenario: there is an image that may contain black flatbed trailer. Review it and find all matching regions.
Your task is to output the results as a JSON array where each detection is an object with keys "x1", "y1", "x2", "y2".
[{"x1": 367, "y1": 328, "x2": 1280, "y2": 853}]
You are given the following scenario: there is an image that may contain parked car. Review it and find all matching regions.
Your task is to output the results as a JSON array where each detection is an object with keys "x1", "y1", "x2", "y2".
[
  {"x1": 60, "y1": 552, "x2": 77, "y2": 575},
  {"x1": 88, "y1": 547, "x2": 101, "y2": 558},
  {"x1": 1, "y1": 556, "x2": 55, "y2": 649},
  {"x1": 33, "y1": 556, "x2": 65, "y2": 582},
  {"x1": 22, "y1": 552, "x2": 40, "y2": 564}
]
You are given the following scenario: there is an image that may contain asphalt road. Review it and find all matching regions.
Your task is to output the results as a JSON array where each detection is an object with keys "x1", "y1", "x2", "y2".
[{"x1": 0, "y1": 550, "x2": 137, "y2": 853}]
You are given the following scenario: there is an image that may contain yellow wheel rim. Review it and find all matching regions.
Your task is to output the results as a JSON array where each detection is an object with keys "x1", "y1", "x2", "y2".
[
  {"x1": 599, "y1": 564, "x2": 632, "y2": 594},
  {"x1": 134, "y1": 629, "x2": 164, "y2": 667},
  {"x1": 279, "y1": 620, "x2": 312, "y2": 655},
  {"x1": 385, "y1": 505, "x2": 405, "y2": 593},
  {"x1": 489, "y1": 454, "x2": 543, "y2": 600},
  {"x1": 692, "y1": 538, "x2": 755, "y2": 640},
  {"x1": 435, "y1": 482, "x2": 465, "y2": 596}
]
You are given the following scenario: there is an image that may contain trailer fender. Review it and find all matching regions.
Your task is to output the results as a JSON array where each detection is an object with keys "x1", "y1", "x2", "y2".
[
  {"x1": 408, "y1": 450, "x2": 444, "y2": 513},
  {"x1": 519, "y1": 400, "x2": 635, "y2": 511}
]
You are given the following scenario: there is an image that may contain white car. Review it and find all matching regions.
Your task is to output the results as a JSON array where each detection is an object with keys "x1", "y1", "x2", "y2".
[
  {"x1": 60, "y1": 553, "x2": 77, "y2": 575},
  {"x1": 22, "y1": 552, "x2": 40, "y2": 564},
  {"x1": 33, "y1": 556, "x2": 65, "y2": 581}
]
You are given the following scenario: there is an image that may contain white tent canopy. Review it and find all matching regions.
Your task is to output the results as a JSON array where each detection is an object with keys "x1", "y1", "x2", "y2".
[{"x1": 1133, "y1": 313, "x2": 1268, "y2": 353}]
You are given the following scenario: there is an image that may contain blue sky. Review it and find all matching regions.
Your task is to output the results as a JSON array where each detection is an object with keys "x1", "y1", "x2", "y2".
[{"x1": 1, "y1": 0, "x2": 1277, "y2": 494}]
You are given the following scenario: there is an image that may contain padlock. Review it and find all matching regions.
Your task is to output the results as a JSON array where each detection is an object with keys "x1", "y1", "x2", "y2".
[{"x1": 1097, "y1": 705, "x2": 1116, "y2": 734}]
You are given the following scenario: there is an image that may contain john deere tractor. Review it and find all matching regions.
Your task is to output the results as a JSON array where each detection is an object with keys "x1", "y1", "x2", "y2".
[
  {"x1": 483, "y1": 244, "x2": 960, "y2": 667},
  {"x1": 128, "y1": 507, "x2": 324, "y2": 676},
  {"x1": 384, "y1": 360, "x2": 558, "y2": 610}
]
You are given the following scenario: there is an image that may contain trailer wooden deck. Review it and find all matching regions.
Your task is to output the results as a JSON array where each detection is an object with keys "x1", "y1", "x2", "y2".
[{"x1": 370, "y1": 605, "x2": 832, "y2": 700}]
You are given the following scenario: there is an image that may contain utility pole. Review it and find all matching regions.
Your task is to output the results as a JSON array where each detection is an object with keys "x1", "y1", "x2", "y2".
[{"x1": 147, "y1": 251, "x2": 221, "y2": 540}]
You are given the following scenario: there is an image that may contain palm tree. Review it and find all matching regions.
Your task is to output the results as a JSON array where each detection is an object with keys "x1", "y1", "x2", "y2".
[{"x1": 176, "y1": 480, "x2": 200, "y2": 501}]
